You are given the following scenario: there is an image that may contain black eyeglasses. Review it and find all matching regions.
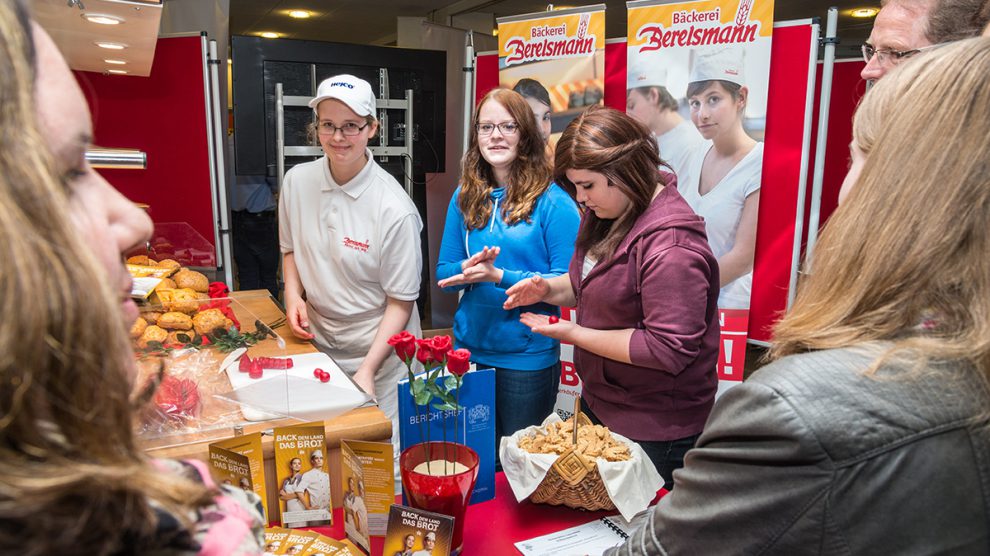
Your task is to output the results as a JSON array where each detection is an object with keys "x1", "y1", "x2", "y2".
[
  {"x1": 476, "y1": 122, "x2": 519, "y2": 136},
  {"x1": 861, "y1": 43, "x2": 942, "y2": 66},
  {"x1": 317, "y1": 121, "x2": 369, "y2": 137}
]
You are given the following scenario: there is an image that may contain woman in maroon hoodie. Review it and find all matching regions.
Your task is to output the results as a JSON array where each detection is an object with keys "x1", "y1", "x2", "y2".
[{"x1": 504, "y1": 106, "x2": 720, "y2": 487}]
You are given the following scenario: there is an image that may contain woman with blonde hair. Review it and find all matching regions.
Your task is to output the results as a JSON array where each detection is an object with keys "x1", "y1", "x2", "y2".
[
  {"x1": 607, "y1": 38, "x2": 990, "y2": 555},
  {"x1": 0, "y1": 2, "x2": 263, "y2": 553},
  {"x1": 437, "y1": 88, "x2": 580, "y2": 447}
]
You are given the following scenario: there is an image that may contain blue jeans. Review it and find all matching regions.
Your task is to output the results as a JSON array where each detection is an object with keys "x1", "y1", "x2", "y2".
[
  {"x1": 580, "y1": 397, "x2": 699, "y2": 490},
  {"x1": 493, "y1": 362, "x2": 562, "y2": 463}
]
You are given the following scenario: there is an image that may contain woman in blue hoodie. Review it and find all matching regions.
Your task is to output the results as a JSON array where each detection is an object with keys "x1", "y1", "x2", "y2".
[{"x1": 437, "y1": 88, "x2": 580, "y2": 447}]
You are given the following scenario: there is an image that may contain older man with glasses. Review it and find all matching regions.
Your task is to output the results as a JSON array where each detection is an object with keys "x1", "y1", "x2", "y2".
[{"x1": 861, "y1": 0, "x2": 990, "y2": 82}]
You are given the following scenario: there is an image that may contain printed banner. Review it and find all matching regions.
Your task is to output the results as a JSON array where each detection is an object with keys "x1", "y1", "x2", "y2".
[
  {"x1": 628, "y1": 0, "x2": 774, "y2": 383},
  {"x1": 498, "y1": 5, "x2": 606, "y2": 145}
]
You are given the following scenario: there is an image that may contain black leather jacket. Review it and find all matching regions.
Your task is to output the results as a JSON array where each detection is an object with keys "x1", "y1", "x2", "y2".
[{"x1": 607, "y1": 347, "x2": 990, "y2": 555}]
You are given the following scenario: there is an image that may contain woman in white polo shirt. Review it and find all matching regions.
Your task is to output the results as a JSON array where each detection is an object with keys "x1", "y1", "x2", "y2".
[
  {"x1": 279, "y1": 74, "x2": 423, "y2": 438},
  {"x1": 681, "y1": 46, "x2": 763, "y2": 310}
]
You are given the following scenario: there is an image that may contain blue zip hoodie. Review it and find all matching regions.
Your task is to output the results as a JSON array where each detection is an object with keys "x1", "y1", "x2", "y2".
[{"x1": 436, "y1": 183, "x2": 580, "y2": 370}]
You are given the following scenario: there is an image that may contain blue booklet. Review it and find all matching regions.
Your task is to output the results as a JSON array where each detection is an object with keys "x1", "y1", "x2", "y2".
[{"x1": 397, "y1": 367, "x2": 495, "y2": 504}]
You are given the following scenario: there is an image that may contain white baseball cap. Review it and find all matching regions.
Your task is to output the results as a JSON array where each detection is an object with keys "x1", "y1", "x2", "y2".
[
  {"x1": 627, "y1": 52, "x2": 668, "y2": 89},
  {"x1": 309, "y1": 74, "x2": 376, "y2": 117},
  {"x1": 425, "y1": 532, "x2": 437, "y2": 541},
  {"x1": 688, "y1": 46, "x2": 746, "y2": 86}
]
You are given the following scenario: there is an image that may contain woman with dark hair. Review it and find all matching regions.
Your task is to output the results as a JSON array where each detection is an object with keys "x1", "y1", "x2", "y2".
[
  {"x1": 0, "y1": 1, "x2": 264, "y2": 553},
  {"x1": 513, "y1": 77, "x2": 553, "y2": 143},
  {"x1": 607, "y1": 38, "x2": 990, "y2": 555},
  {"x1": 437, "y1": 88, "x2": 580, "y2": 447},
  {"x1": 504, "y1": 106, "x2": 720, "y2": 486}
]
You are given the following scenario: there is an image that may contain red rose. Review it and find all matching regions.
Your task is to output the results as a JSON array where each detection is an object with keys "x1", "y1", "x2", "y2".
[
  {"x1": 415, "y1": 338, "x2": 435, "y2": 365},
  {"x1": 388, "y1": 331, "x2": 418, "y2": 361},
  {"x1": 446, "y1": 349, "x2": 471, "y2": 376},
  {"x1": 429, "y1": 335, "x2": 453, "y2": 361}
]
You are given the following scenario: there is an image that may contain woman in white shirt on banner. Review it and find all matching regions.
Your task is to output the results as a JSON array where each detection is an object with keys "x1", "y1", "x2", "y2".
[
  {"x1": 681, "y1": 46, "x2": 762, "y2": 309},
  {"x1": 626, "y1": 51, "x2": 705, "y2": 180}
]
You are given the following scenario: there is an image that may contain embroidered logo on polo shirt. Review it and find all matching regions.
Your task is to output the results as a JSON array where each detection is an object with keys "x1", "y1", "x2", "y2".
[{"x1": 343, "y1": 237, "x2": 369, "y2": 253}]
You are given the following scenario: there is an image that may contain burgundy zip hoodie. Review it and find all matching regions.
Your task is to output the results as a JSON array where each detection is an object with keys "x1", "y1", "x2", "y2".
[{"x1": 569, "y1": 183, "x2": 720, "y2": 441}]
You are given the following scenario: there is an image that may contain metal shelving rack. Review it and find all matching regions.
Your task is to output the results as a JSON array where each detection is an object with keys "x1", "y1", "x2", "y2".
[{"x1": 275, "y1": 68, "x2": 415, "y2": 197}]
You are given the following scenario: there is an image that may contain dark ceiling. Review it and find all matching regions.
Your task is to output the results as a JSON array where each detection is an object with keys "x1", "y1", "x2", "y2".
[{"x1": 230, "y1": 0, "x2": 876, "y2": 60}]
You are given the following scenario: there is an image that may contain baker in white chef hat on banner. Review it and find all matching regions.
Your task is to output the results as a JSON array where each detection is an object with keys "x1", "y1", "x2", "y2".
[
  {"x1": 681, "y1": 45, "x2": 764, "y2": 310},
  {"x1": 625, "y1": 50, "x2": 705, "y2": 179}
]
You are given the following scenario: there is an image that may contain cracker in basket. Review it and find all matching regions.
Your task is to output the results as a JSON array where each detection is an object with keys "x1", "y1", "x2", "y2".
[{"x1": 518, "y1": 417, "x2": 631, "y2": 462}]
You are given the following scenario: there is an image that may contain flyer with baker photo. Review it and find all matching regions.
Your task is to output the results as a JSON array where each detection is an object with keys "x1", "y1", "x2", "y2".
[
  {"x1": 274, "y1": 422, "x2": 332, "y2": 528},
  {"x1": 341, "y1": 438, "x2": 394, "y2": 551},
  {"x1": 383, "y1": 504, "x2": 454, "y2": 556},
  {"x1": 209, "y1": 432, "x2": 268, "y2": 520}
]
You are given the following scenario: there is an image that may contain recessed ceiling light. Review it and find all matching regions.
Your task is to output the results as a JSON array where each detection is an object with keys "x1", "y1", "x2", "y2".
[
  {"x1": 288, "y1": 10, "x2": 311, "y2": 19},
  {"x1": 104, "y1": 59, "x2": 126, "y2": 65},
  {"x1": 850, "y1": 7, "x2": 879, "y2": 18},
  {"x1": 95, "y1": 41, "x2": 126, "y2": 50},
  {"x1": 83, "y1": 13, "x2": 123, "y2": 25},
  {"x1": 107, "y1": 69, "x2": 128, "y2": 75},
  {"x1": 260, "y1": 32, "x2": 280, "y2": 39}
]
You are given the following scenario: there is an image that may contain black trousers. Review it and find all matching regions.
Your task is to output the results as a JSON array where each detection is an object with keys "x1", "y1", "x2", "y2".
[{"x1": 231, "y1": 209, "x2": 279, "y2": 298}]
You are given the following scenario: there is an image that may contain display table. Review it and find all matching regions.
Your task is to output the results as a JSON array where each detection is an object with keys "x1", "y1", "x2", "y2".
[
  {"x1": 305, "y1": 471, "x2": 667, "y2": 555},
  {"x1": 143, "y1": 290, "x2": 392, "y2": 520}
]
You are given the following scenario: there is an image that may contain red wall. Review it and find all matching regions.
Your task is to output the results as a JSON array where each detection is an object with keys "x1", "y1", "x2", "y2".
[{"x1": 75, "y1": 35, "x2": 216, "y2": 267}]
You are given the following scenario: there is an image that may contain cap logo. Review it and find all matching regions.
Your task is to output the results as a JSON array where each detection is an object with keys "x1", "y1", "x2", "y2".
[{"x1": 330, "y1": 82, "x2": 354, "y2": 89}]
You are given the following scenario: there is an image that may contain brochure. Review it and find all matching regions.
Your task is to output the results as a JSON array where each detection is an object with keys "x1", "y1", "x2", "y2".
[
  {"x1": 301, "y1": 535, "x2": 358, "y2": 555},
  {"x1": 397, "y1": 367, "x2": 495, "y2": 504},
  {"x1": 514, "y1": 511, "x2": 651, "y2": 555},
  {"x1": 274, "y1": 421, "x2": 332, "y2": 528},
  {"x1": 341, "y1": 439, "x2": 394, "y2": 551},
  {"x1": 264, "y1": 527, "x2": 291, "y2": 556},
  {"x1": 383, "y1": 504, "x2": 454, "y2": 556},
  {"x1": 209, "y1": 432, "x2": 268, "y2": 520},
  {"x1": 275, "y1": 530, "x2": 318, "y2": 555}
]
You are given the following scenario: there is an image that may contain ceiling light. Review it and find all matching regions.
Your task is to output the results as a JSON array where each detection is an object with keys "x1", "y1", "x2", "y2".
[
  {"x1": 104, "y1": 59, "x2": 126, "y2": 65},
  {"x1": 95, "y1": 41, "x2": 126, "y2": 50},
  {"x1": 260, "y1": 32, "x2": 280, "y2": 39},
  {"x1": 83, "y1": 13, "x2": 123, "y2": 25},
  {"x1": 288, "y1": 10, "x2": 311, "y2": 19},
  {"x1": 107, "y1": 69, "x2": 128, "y2": 75},
  {"x1": 850, "y1": 7, "x2": 879, "y2": 18}
]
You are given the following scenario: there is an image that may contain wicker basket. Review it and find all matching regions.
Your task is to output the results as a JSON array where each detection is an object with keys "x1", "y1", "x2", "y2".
[{"x1": 527, "y1": 411, "x2": 617, "y2": 512}]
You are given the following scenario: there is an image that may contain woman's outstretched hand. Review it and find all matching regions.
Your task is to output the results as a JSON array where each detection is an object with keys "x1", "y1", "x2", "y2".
[
  {"x1": 438, "y1": 246, "x2": 502, "y2": 288},
  {"x1": 504, "y1": 275, "x2": 550, "y2": 309},
  {"x1": 520, "y1": 312, "x2": 573, "y2": 341}
]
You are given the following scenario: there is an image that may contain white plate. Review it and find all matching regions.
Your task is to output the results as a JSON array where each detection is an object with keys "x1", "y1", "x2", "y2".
[{"x1": 220, "y1": 352, "x2": 370, "y2": 421}]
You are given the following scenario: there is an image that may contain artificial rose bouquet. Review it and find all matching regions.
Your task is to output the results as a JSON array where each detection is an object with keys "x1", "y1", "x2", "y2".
[{"x1": 388, "y1": 332, "x2": 471, "y2": 473}]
